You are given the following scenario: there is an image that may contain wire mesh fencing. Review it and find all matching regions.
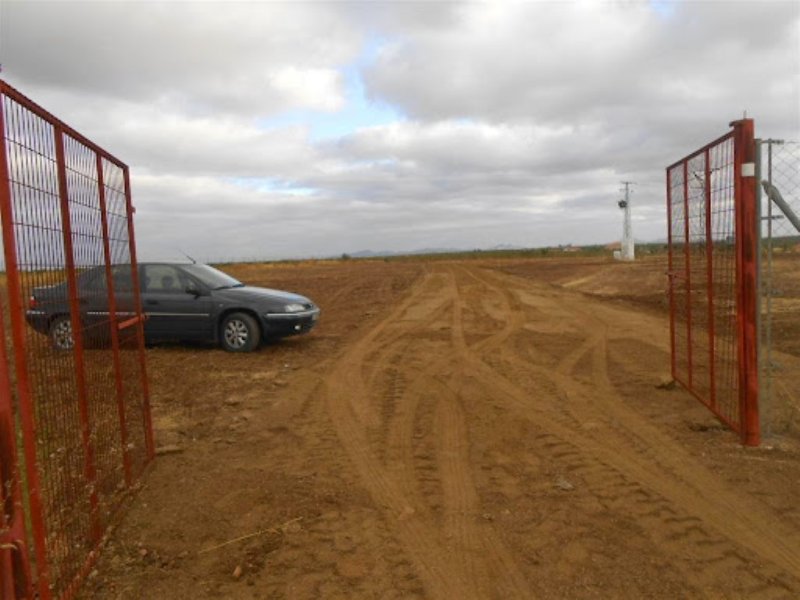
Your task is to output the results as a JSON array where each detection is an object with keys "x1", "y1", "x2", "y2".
[
  {"x1": 0, "y1": 80, "x2": 153, "y2": 599},
  {"x1": 759, "y1": 139, "x2": 800, "y2": 437}
]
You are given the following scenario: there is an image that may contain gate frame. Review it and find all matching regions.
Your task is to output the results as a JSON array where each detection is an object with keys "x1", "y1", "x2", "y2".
[
  {"x1": 667, "y1": 118, "x2": 760, "y2": 446},
  {"x1": 0, "y1": 79, "x2": 154, "y2": 599},
  {"x1": 0, "y1": 296, "x2": 34, "y2": 600}
]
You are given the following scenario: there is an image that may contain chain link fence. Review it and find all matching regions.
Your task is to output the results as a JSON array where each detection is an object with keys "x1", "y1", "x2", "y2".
[{"x1": 759, "y1": 140, "x2": 800, "y2": 438}]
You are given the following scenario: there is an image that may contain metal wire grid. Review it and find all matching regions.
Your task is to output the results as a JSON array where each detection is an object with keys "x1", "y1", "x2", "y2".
[
  {"x1": 708, "y1": 139, "x2": 739, "y2": 428},
  {"x1": 101, "y1": 159, "x2": 151, "y2": 479},
  {"x1": 0, "y1": 84, "x2": 152, "y2": 599},
  {"x1": 686, "y1": 153, "x2": 712, "y2": 402},
  {"x1": 760, "y1": 140, "x2": 800, "y2": 435},
  {"x1": 668, "y1": 164, "x2": 688, "y2": 386},
  {"x1": 62, "y1": 137, "x2": 127, "y2": 537},
  {"x1": 668, "y1": 134, "x2": 741, "y2": 431}
]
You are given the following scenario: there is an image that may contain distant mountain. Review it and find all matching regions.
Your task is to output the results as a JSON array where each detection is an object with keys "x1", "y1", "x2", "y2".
[
  {"x1": 347, "y1": 249, "x2": 390, "y2": 258},
  {"x1": 345, "y1": 243, "x2": 528, "y2": 259},
  {"x1": 488, "y1": 243, "x2": 526, "y2": 251},
  {"x1": 347, "y1": 247, "x2": 460, "y2": 258}
]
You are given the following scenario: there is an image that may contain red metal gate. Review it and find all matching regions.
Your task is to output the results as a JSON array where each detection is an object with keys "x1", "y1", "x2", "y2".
[
  {"x1": 666, "y1": 119, "x2": 760, "y2": 445},
  {"x1": 0, "y1": 80, "x2": 153, "y2": 599}
]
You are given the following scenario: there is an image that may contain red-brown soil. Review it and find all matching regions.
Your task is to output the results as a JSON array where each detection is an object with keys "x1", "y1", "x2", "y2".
[{"x1": 80, "y1": 256, "x2": 800, "y2": 599}]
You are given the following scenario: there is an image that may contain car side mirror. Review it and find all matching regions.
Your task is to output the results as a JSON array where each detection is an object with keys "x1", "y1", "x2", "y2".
[{"x1": 185, "y1": 283, "x2": 202, "y2": 297}]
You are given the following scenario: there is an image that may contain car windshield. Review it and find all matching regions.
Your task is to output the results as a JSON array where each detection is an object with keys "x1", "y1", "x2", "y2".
[{"x1": 182, "y1": 264, "x2": 244, "y2": 290}]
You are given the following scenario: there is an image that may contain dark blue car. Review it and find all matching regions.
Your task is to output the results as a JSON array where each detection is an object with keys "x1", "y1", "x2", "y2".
[{"x1": 25, "y1": 263, "x2": 320, "y2": 352}]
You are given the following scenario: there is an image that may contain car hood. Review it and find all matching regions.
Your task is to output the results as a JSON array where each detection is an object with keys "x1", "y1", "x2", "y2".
[{"x1": 212, "y1": 286, "x2": 312, "y2": 306}]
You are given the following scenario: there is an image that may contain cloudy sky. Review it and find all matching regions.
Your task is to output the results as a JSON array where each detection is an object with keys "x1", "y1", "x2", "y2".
[{"x1": 1, "y1": 0, "x2": 799, "y2": 261}]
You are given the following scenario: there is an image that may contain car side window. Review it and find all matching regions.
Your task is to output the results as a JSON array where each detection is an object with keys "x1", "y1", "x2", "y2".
[
  {"x1": 110, "y1": 264, "x2": 136, "y2": 293},
  {"x1": 144, "y1": 265, "x2": 190, "y2": 294},
  {"x1": 78, "y1": 267, "x2": 106, "y2": 295}
]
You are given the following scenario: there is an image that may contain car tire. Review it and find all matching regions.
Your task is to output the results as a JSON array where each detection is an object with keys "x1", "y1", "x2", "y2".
[
  {"x1": 220, "y1": 312, "x2": 260, "y2": 352},
  {"x1": 50, "y1": 315, "x2": 74, "y2": 351}
]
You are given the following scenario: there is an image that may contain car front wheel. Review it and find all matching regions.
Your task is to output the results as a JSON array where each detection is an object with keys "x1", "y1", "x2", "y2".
[
  {"x1": 50, "y1": 315, "x2": 74, "y2": 351},
  {"x1": 220, "y1": 312, "x2": 260, "y2": 352}
]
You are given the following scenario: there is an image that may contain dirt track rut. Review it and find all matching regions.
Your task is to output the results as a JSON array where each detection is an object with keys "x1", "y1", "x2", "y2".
[{"x1": 323, "y1": 264, "x2": 800, "y2": 598}]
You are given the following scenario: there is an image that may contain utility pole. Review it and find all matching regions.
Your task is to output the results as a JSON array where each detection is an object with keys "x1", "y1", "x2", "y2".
[{"x1": 617, "y1": 181, "x2": 635, "y2": 261}]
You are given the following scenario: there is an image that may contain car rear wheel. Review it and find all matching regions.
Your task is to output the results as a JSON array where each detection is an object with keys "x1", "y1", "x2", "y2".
[
  {"x1": 220, "y1": 312, "x2": 260, "y2": 352},
  {"x1": 50, "y1": 315, "x2": 74, "y2": 351}
]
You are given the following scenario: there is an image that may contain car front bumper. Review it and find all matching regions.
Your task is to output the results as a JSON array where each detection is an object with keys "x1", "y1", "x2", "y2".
[{"x1": 260, "y1": 308, "x2": 320, "y2": 338}]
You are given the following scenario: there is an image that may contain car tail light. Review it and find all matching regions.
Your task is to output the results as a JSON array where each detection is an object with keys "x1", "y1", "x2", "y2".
[{"x1": 28, "y1": 296, "x2": 37, "y2": 310}]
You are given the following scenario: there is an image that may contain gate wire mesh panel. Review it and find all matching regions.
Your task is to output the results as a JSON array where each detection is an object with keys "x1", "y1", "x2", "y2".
[
  {"x1": 759, "y1": 140, "x2": 800, "y2": 436},
  {"x1": 667, "y1": 132, "x2": 743, "y2": 432},
  {"x1": 0, "y1": 81, "x2": 153, "y2": 599}
]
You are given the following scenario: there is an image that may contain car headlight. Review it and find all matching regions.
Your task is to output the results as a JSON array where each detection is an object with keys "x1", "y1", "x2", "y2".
[{"x1": 283, "y1": 303, "x2": 306, "y2": 313}]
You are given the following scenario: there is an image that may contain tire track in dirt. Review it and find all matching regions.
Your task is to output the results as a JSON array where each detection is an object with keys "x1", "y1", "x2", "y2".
[
  {"x1": 325, "y1": 383, "x2": 476, "y2": 598},
  {"x1": 324, "y1": 266, "x2": 533, "y2": 598},
  {"x1": 378, "y1": 280, "x2": 455, "y2": 512},
  {"x1": 463, "y1": 266, "x2": 800, "y2": 593},
  {"x1": 434, "y1": 380, "x2": 490, "y2": 592},
  {"x1": 383, "y1": 352, "x2": 445, "y2": 521},
  {"x1": 436, "y1": 272, "x2": 532, "y2": 598},
  {"x1": 455, "y1": 266, "x2": 526, "y2": 353},
  {"x1": 326, "y1": 267, "x2": 438, "y2": 431},
  {"x1": 363, "y1": 266, "x2": 532, "y2": 597},
  {"x1": 451, "y1": 267, "x2": 714, "y2": 593},
  {"x1": 323, "y1": 270, "x2": 483, "y2": 599},
  {"x1": 324, "y1": 262, "x2": 800, "y2": 598},
  {"x1": 555, "y1": 295, "x2": 800, "y2": 591},
  {"x1": 433, "y1": 381, "x2": 533, "y2": 599},
  {"x1": 363, "y1": 284, "x2": 453, "y2": 395}
]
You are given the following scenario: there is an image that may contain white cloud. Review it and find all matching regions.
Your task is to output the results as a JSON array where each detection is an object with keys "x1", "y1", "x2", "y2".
[
  {"x1": 270, "y1": 67, "x2": 345, "y2": 112},
  {"x1": 0, "y1": 1, "x2": 359, "y2": 117}
]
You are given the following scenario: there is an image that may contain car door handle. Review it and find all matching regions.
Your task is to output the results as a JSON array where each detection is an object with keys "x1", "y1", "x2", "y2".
[{"x1": 146, "y1": 299, "x2": 159, "y2": 306}]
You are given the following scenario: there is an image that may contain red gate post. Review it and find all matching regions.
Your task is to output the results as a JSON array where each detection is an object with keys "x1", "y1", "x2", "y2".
[
  {"x1": 0, "y1": 297, "x2": 33, "y2": 600},
  {"x1": 732, "y1": 118, "x2": 760, "y2": 446}
]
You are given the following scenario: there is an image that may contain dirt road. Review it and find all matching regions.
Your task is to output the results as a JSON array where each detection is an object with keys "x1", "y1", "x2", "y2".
[{"x1": 84, "y1": 259, "x2": 800, "y2": 599}]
